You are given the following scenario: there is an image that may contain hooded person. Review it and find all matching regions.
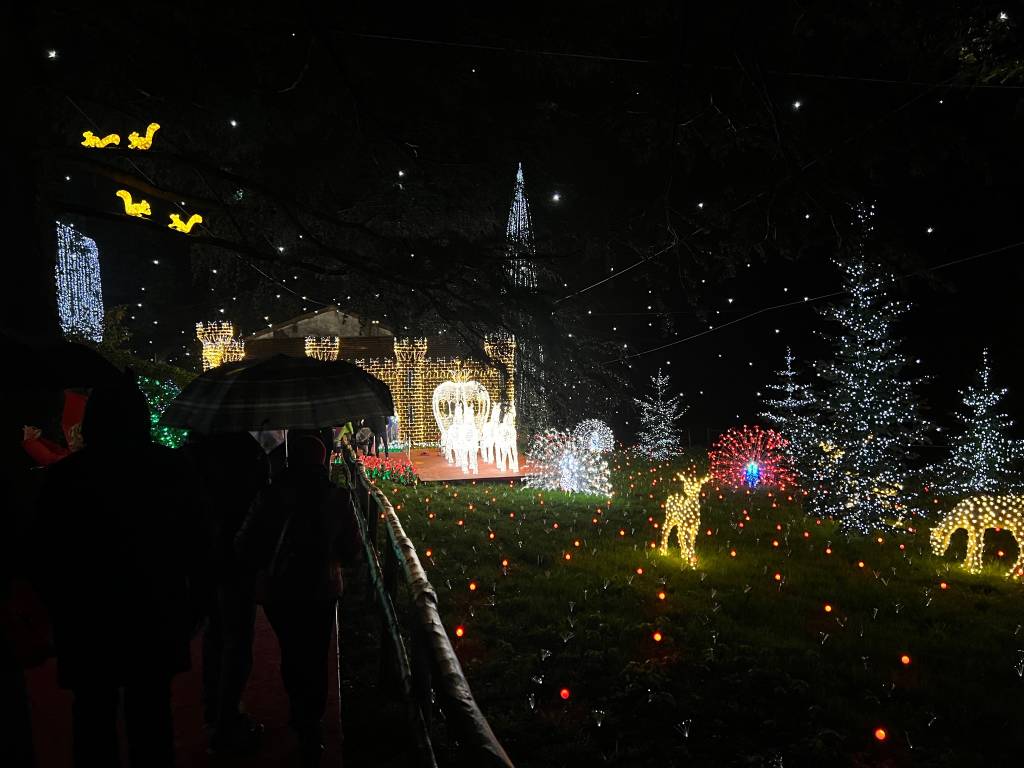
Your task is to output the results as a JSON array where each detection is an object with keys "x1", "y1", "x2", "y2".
[
  {"x1": 235, "y1": 435, "x2": 360, "y2": 762},
  {"x1": 31, "y1": 375, "x2": 203, "y2": 768}
]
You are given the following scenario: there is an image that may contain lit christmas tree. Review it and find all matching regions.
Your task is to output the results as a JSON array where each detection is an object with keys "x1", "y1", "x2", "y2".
[
  {"x1": 504, "y1": 162, "x2": 548, "y2": 433},
  {"x1": 138, "y1": 376, "x2": 189, "y2": 448},
  {"x1": 809, "y1": 254, "x2": 928, "y2": 531},
  {"x1": 759, "y1": 347, "x2": 820, "y2": 481},
  {"x1": 633, "y1": 369, "x2": 687, "y2": 459},
  {"x1": 936, "y1": 349, "x2": 1023, "y2": 495}
]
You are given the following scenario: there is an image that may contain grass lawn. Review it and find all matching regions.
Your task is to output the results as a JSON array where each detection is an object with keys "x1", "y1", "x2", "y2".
[{"x1": 385, "y1": 452, "x2": 1023, "y2": 768}]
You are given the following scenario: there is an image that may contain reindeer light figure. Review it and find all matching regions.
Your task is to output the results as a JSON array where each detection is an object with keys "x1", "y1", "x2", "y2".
[
  {"x1": 931, "y1": 494, "x2": 1024, "y2": 578},
  {"x1": 660, "y1": 471, "x2": 709, "y2": 566}
]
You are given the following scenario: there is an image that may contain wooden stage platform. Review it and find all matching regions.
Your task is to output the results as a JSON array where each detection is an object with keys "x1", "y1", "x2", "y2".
[{"x1": 406, "y1": 448, "x2": 531, "y2": 482}]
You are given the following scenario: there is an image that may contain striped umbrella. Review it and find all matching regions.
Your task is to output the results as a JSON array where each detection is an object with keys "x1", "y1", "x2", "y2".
[{"x1": 160, "y1": 354, "x2": 394, "y2": 433}]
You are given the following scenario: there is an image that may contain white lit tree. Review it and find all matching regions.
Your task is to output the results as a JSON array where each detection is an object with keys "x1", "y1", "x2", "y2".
[
  {"x1": 634, "y1": 369, "x2": 687, "y2": 459},
  {"x1": 808, "y1": 255, "x2": 928, "y2": 531},
  {"x1": 935, "y1": 349, "x2": 1023, "y2": 495},
  {"x1": 759, "y1": 347, "x2": 820, "y2": 481}
]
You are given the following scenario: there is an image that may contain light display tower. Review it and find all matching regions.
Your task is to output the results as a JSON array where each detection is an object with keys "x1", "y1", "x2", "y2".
[
  {"x1": 504, "y1": 163, "x2": 547, "y2": 431},
  {"x1": 55, "y1": 222, "x2": 104, "y2": 342}
]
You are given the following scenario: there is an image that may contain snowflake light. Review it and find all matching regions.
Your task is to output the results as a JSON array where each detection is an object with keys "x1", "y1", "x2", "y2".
[
  {"x1": 931, "y1": 494, "x2": 1024, "y2": 578},
  {"x1": 572, "y1": 419, "x2": 614, "y2": 453},
  {"x1": 709, "y1": 425, "x2": 794, "y2": 490},
  {"x1": 55, "y1": 221, "x2": 103, "y2": 342},
  {"x1": 525, "y1": 429, "x2": 611, "y2": 497}
]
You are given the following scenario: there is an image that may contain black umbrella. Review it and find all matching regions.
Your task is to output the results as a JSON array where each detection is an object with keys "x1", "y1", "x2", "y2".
[
  {"x1": 0, "y1": 336, "x2": 122, "y2": 392},
  {"x1": 159, "y1": 354, "x2": 394, "y2": 433}
]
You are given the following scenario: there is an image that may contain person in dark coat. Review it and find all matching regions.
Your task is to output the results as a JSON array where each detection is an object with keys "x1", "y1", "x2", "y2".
[
  {"x1": 31, "y1": 377, "x2": 202, "y2": 768},
  {"x1": 366, "y1": 414, "x2": 388, "y2": 456},
  {"x1": 184, "y1": 431, "x2": 269, "y2": 753},
  {"x1": 235, "y1": 436, "x2": 359, "y2": 764}
]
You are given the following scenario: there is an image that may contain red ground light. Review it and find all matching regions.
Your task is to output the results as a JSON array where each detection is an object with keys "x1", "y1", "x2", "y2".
[
  {"x1": 874, "y1": 728, "x2": 887, "y2": 741},
  {"x1": 559, "y1": 688, "x2": 571, "y2": 700}
]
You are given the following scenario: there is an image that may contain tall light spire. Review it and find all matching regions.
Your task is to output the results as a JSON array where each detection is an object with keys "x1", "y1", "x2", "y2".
[{"x1": 505, "y1": 162, "x2": 537, "y2": 290}]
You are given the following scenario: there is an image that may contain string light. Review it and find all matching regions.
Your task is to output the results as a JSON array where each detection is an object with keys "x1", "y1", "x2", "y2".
[
  {"x1": 931, "y1": 495, "x2": 1024, "y2": 578},
  {"x1": 659, "y1": 470, "x2": 708, "y2": 566},
  {"x1": 55, "y1": 221, "x2": 104, "y2": 342}
]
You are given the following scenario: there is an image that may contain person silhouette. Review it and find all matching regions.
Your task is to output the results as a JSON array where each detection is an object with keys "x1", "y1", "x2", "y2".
[{"x1": 31, "y1": 375, "x2": 202, "y2": 767}]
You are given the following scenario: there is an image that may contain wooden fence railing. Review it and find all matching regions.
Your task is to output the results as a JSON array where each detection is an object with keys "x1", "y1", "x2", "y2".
[{"x1": 337, "y1": 445, "x2": 514, "y2": 768}]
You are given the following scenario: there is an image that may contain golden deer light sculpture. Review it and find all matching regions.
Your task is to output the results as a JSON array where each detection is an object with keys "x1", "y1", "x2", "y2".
[
  {"x1": 81, "y1": 131, "x2": 120, "y2": 148},
  {"x1": 127, "y1": 122, "x2": 160, "y2": 150},
  {"x1": 660, "y1": 472, "x2": 709, "y2": 566},
  {"x1": 930, "y1": 494, "x2": 1024, "y2": 578},
  {"x1": 168, "y1": 213, "x2": 203, "y2": 233},
  {"x1": 115, "y1": 189, "x2": 151, "y2": 218}
]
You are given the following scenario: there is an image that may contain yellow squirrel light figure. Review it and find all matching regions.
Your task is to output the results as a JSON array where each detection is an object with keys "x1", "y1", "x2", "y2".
[
  {"x1": 81, "y1": 131, "x2": 120, "y2": 148},
  {"x1": 168, "y1": 213, "x2": 203, "y2": 233},
  {"x1": 127, "y1": 122, "x2": 160, "y2": 150},
  {"x1": 660, "y1": 471, "x2": 709, "y2": 566},
  {"x1": 115, "y1": 190, "x2": 152, "y2": 218},
  {"x1": 931, "y1": 494, "x2": 1024, "y2": 578}
]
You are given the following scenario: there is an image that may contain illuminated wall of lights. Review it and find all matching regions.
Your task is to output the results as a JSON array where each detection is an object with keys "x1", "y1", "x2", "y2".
[
  {"x1": 196, "y1": 321, "x2": 240, "y2": 371},
  {"x1": 660, "y1": 472, "x2": 708, "y2": 566},
  {"x1": 931, "y1": 495, "x2": 1024, "y2": 578},
  {"x1": 524, "y1": 429, "x2": 611, "y2": 497},
  {"x1": 305, "y1": 335, "x2": 340, "y2": 361},
  {"x1": 55, "y1": 221, "x2": 104, "y2": 342},
  {"x1": 352, "y1": 336, "x2": 515, "y2": 446}
]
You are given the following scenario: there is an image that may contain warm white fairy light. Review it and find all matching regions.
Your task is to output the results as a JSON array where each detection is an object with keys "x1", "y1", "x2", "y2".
[
  {"x1": 305, "y1": 335, "x2": 340, "y2": 361},
  {"x1": 196, "y1": 321, "x2": 237, "y2": 370},
  {"x1": 572, "y1": 419, "x2": 615, "y2": 453},
  {"x1": 659, "y1": 471, "x2": 708, "y2": 566},
  {"x1": 55, "y1": 221, "x2": 104, "y2": 342},
  {"x1": 931, "y1": 495, "x2": 1024, "y2": 578},
  {"x1": 525, "y1": 429, "x2": 611, "y2": 496}
]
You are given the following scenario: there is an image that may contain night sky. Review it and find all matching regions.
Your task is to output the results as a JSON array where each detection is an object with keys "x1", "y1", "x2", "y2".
[{"x1": 35, "y1": 2, "x2": 1024, "y2": 441}]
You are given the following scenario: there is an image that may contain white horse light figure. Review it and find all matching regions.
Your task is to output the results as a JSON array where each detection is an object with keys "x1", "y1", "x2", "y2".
[
  {"x1": 494, "y1": 408, "x2": 518, "y2": 472},
  {"x1": 453, "y1": 404, "x2": 480, "y2": 474},
  {"x1": 479, "y1": 406, "x2": 502, "y2": 464}
]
